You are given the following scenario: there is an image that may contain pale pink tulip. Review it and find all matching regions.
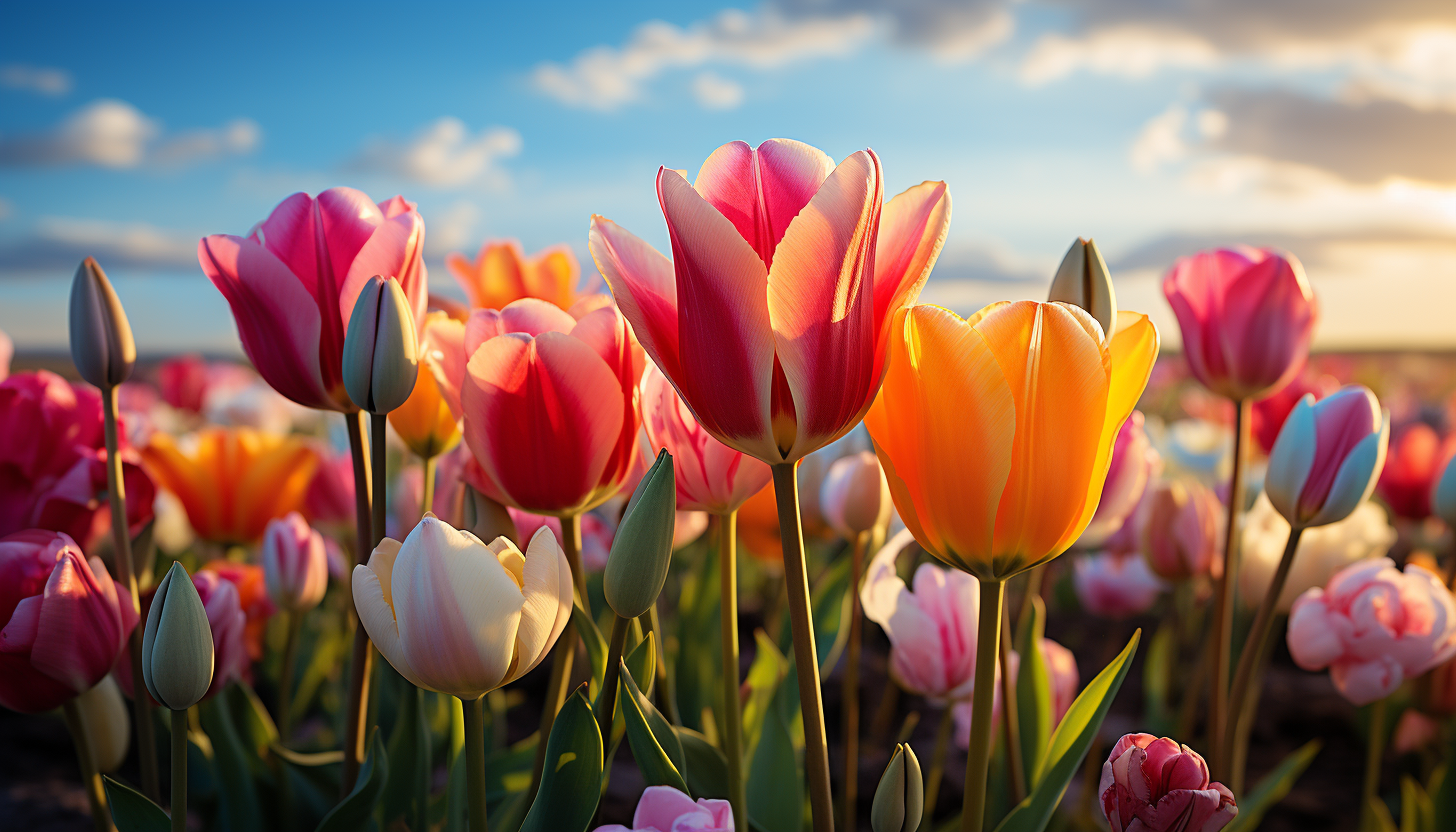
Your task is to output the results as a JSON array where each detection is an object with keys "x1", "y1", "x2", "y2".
[
  {"x1": 952, "y1": 637, "x2": 1079, "y2": 749},
  {"x1": 1074, "y1": 552, "x2": 1164, "y2": 619},
  {"x1": 1079, "y1": 411, "x2": 1159, "y2": 548},
  {"x1": 1140, "y1": 479, "x2": 1223, "y2": 581},
  {"x1": 262, "y1": 512, "x2": 329, "y2": 612},
  {"x1": 508, "y1": 508, "x2": 615, "y2": 571},
  {"x1": 1100, "y1": 734, "x2": 1237, "y2": 832},
  {"x1": 820, "y1": 450, "x2": 891, "y2": 538},
  {"x1": 191, "y1": 571, "x2": 250, "y2": 700},
  {"x1": 594, "y1": 785, "x2": 733, "y2": 832}
]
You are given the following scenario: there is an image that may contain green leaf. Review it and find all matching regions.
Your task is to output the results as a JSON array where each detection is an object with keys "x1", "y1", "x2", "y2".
[
  {"x1": 741, "y1": 630, "x2": 787, "y2": 764},
  {"x1": 746, "y1": 680, "x2": 802, "y2": 832},
  {"x1": 1015, "y1": 595, "x2": 1052, "y2": 785},
  {"x1": 230, "y1": 682, "x2": 280, "y2": 778},
  {"x1": 315, "y1": 730, "x2": 389, "y2": 832},
  {"x1": 382, "y1": 681, "x2": 431, "y2": 832},
  {"x1": 104, "y1": 775, "x2": 170, "y2": 832},
  {"x1": 199, "y1": 686, "x2": 264, "y2": 832},
  {"x1": 270, "y1": 746, "x2": 345, "y2": 767},
  {"x1": 521, "y1": 689, "x2": 604, "y2": 832},
  {"x1": 625, "y1": 630, "x2": 658, "y2": 701},
  {"x1": 677, "y1": 727, "x2": 730, "y2": 800},
  {"x1": 619, "y1": 659, "x2": 689, "y2": 791},
  {"x1": 673, "y1": 542, "x2": 721, "y2": 734},
  {"x1": 1402, "y1": 776, "x2": 1434, "y2": 832},
  {"x1": 811, "y1": 552, "x2": 852, "y2": 673},
  {"x1": 573, "y1": 603, "x2": 609, "y2": 701},
  {"x1": 1224, "y1": 740, "x2": 1321, "y2": 832},
  {"x1": 994, "y1": 630, "x2": 1141, "y2": 832}
]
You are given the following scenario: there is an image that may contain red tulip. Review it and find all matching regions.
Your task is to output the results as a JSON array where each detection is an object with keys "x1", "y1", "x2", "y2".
[
  {"x1": 0, "y1": 530, "x2": 137, "y2": 713},
  {"x1": 199, "y1": 188, "x2": 428, "y2": 412},
  {"x1": 1250, "y1": 373, "x2": 1337, "y2": 454},
  {"x1": 461, "y1": 299, "x2": 644, "y2": 515},
  {"x1": 1100, "y1": 734, "x2": 1237, "y2": 832},
  {"x1": 1378, "y1": 423, "x2": 1456, "y2": 520},
  {"x1": 590, "y1": 138, "x2": 950, "y2": 463},
  {"x1": 1163, "y1": 247, "x2": 1316, "y2": 402},
  {"x1": 156, "y1": 354, "x2": 209, "y2": 413}
]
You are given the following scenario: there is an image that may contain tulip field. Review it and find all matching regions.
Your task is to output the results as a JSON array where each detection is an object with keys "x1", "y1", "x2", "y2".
[{"x1": 6, "y1": 139, "x2": 1456, "y2": 832}]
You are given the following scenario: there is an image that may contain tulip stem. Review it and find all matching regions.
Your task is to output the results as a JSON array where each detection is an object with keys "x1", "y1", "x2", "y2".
[
  {"x1": 370, "y1": 413, "x2": 388, "y2": 547},
  {"x1": 961, "y1": 578, "x2": 1005, "y2": 832},
  {"x1": 278, "y1": 611, "x2": 302, "y2": 743},
  {"x1": 1208, "y1": 398, "x2": 1250, "y2": 781},
  {"x1": 1013, "y1": 565, "x2": 1045, "y2": 645},
  {"x1": 101, "y1": 386, "x2": 160, "y2": 802},
  {"x1": 921, "y1": 705, "x2": 955, "y2": 829},
  {"x1": 719, "y1": 510, "x2": 747, "y2": 832},
  {"x1": 171, "y1": 707, "x2": 187, "y2": 832},
  {"x1": 771, "y1": 462, "x2": 835, "y2": 832},
  {"x1": 420, "y1": 454, "x2": 436, "y2": 520},
  {"x1": 342, "y1": 410, "x2": 374, "y2": 795},
  {"x1": 1362, "y1": 696, "x2": 1388, "y2": 825},
  {"x1": 464, "y1": 696, "x2": 489, "y2": 832},
  {"x1": 62, "y1": 698, "x2": 114, "y2": 832},
  {"x1": 1224, "y1": 525, "x2": 1304, "y2": 788},
  {"x1": 998, "y1": 600, "x2": 1026, "y2": 803},
  {"x1": 842, "y1": 530, "x2": 867, "y2": 831},
  {"x1": 530, "y1": 514, "x2": 583, "y2": 798},
  {"x1": 597, "y1": 614, "x2": 631, "y2": 743},
  {"x1": 562, "y1": 513, "x2": 588, "y2": 613}
]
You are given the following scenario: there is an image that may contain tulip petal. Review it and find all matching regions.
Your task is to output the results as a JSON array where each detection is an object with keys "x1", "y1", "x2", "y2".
[
  {"x1": 692, "y1": 139, "x2": 835, "y2": 265},
  {"x1": 1308, "y1": 414, "x2": 1389, "y2": 527},
  {"x1": 634, "y1": 784, "x2": 705, "y2": 831},
  {"x1": 1221, "y1": 253, "x2": 1317, "y2": 397},
  {"x1": 468, "y1": 300, "x2": 578, "y2": 354},
  {"x1": 507, "y1": 526, "x2": 573, "y2": 684},
  {"x1": 423, "y1": 316, "x2": 467, "y2": 419},
  {"x1": 872, "y1": 181, "x2": 950, "y2": 355},
  {"x1": 590, "y1": 216, "x2": 683, "y2": 383},
  {"x1": 1265, "y1": 397, "x2": 1317, "y2": 525},
  {"x1": 352, "y1": 562, "x2": 424, "y2": 691},
  {"x1": 860, "y1": 528, "x2": 913, "y2": 626}
]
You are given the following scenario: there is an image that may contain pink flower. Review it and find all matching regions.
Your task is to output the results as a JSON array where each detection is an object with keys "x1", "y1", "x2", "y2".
[
  {"x1": 199, "y1": 188, "x2": 427, "y2": 412},
  {"x1": 508, "y1": 508, "x2": 616, "y2": 571},
  {"x1": 595, "y1": 785, "x2": 733, "y2": 832},
  {"x1": 590, "y1": 138, "x2": 950, "y2": 464},
  {"x1": 819, "y1": 450, "x2": 892, "y2": 538},
  {"x1": 952, "y1": 637, "x2": 1079, "y2": 749},
  {"x1": 1265, "y1": 386, "x2": 1388, "y2": 529},
  {"x1": 1287, "y1": 557, "x2": 1456, "y2": 705},
  {"x1": 1079, "y1": 411, "x2": 1160, "y2": 549},
  {"x1": 1162, "y1": 247, "x2": 1316, "y2": 402},
  {"x1": 156, "y1": 354, "x2": 209, "y2": 413},
  {"x1": 116, "y1": 567, "x2": 250, "y2": 703},
  {"x1": 262, "y1": 513, "x2": 329, "y2": 613},
  {"x1": 29, "y1": 448, "x2": 156, "y2": 553},
  {"x1": 0, "y1": 530, "x2": 138, "y2": 714},
  {"x1": 1099, "y1": 734, "x2": 1237, "y2": 832},
  {"x1": 1074, "y1": 553, "x2": 1164, "y2": 619},
  {"x1": 1251, "y1": 373, "x2": 1337, "y2": 455},
  {"x1": 1140, "y1": 479, "x2": 1224, "y2": 581},
  {"x1": 304, "y1": 443, "x2": 357, "y2": 526},
  {"x1": 640, "y1": 362, "x2": 771, "y2": 514}
]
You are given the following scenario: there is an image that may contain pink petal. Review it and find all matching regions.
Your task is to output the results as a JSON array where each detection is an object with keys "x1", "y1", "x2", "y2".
[
  {"x1": 589, "y1": 217, "x2": 683, "y2": 384},
  {"x1": 692, "y1": 139, "x2": 835, "y2": 267},
  {"x1": 633, "y1": 786, "x2": 703, "y2": 831},
  {"x1": 28, "y1": 551, "x2": 125, "y2": 694},
  {"x1": 339, "y1": 205, "x2": 428, "y2": 332},
  {"x1": 872, "y1": 180, "x2": 950, "y2": 355}
]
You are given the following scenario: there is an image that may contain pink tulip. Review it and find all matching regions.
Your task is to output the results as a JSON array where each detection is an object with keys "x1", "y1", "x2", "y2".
[
  {"x1": 262, "y1": 512, "x2": 329, "y2": 612},
  {"x1": 1162, "y1": 247, "x2": 1316, "y2": 402},
  {"x1": 1140, "y1": 479, "x2": 1224, "y2": 581},
  {"x1": 820, "y1": 450, "x2": 891, "y2": 538},
  {"x1": 1100, "y1": 734, "x2": 1237, "y2": 832},
  {"x1": 952, "y1": 637, "x2": 1079, "y2": 749},
  {"x1": 1251, "y1": 373, "x2": 1337, "y2": 455},
  {"x1": 1079, "y1": 411, "x2": 1160, "y2": 548},
  {"x1": 461, "y1": 299, "x2": 643, "y2": 515},
  {"x1": 156, "y1": 354, "x2": 209, "y2": 413},
  {"x1": 304, "y1": 443, "x2": 357, "y2": 526},
  {"x1": 1287, "y1": 557, "x2": 1456, "y2": 705},
  {"x1": 199, "y1": 188, "x2": 427, "y2": 412},
  {"x1": 1074, "y1": 552, "x2": 1164, "y2": 619},
  {"x1": 508, "y1": 508, "x2": 616, "y2": 571},
  {"x1": 595, "y1": 785, "x2": 734, "y2": 832},
  {"x1": 672, "y1": 511, "x2": 709, "y2": 549},
  {"x1": 0, "y1": 530, "x2": 137, "y2": 713},
  {"x1": 1265, "y1": 386, "x2": 1388, "y2": 529},
  {"x1": 639, "y1": 361, "x2": 772, "y2": 514},
  {"x1": 30, "y1": 448, "x2": 157, "y2": 553},
  {"x1": 590, "y1": 138, "x2": 950, "y2": 464}
]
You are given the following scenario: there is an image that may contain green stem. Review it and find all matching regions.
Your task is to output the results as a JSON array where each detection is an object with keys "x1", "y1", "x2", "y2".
[
  {"x1": 531, "y1": 513, "x2": 582, "y2": 797},
  {"x1": 961, "y1": 579, "x2": 1005, "y2": 832},
  {"x1": 370, "y1": 413, "x2": 388, "y2": 548},
  {"x1": 998, "y1": 600, "x2": 1026, "y2": 803},
  {"x1": 842, "y1": 531, "x2": 866, "y2": 831},
  {"x1": 420, "y1": 454, "x2": 437, "y2": 520},
  {"x1": 1362, "y1": 696, "x2": 1388, "y2": 824},
  {"x1": 642, "y1": 603, "x2": 680, "y2": 725},
  {"x1": 597, "y1": 614, "x2": 631, "y2": 743},
  {"x1": 63, "y1": 698, "x2": 114, "y2": 832},
  {"x1": 772, "y1": 462, "x2": 835, "y2": 832},
  {"x1": 102, "y1": 387, "x2": 159, "y2": 802},
  {"x1": 1013, "y1": 565, "x2": 1044, "y2": 645},
  {"x1": 278, "y1": 612, "x2": 302, "y2": 743},
  {"x1": 720, "y1": 510, "x2": 747, "y2": 832},
  {"x1": 920, "y1": 705, "x2": 954, "y2": 831},
  {"x1": 465, "y1": 696, "x2": 489, "y2": 832},
  {"x1": 171, "y1": 708, "x2": 187, "y2": 832},
  {"x1": 341, "y1": 410, "x2": 374, "y2": 794},
  {"x1": 1208, "y1": 398, "x2": 1250, "y2": 781}
]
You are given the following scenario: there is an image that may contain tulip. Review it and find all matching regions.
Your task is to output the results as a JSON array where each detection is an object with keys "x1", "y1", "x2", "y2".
[
  {"x1": 142, "y1": 427, "x2": 319, "y2": 544},
  {"x1": 508, "y1": 508, "x2": 615, "y2": 570},
  {"x1": 343, "y1": 275, "x2": 420, "y2": 414},
  {"x1": 1099, "y1": 734, "x2": 1237, "y2": 832},
  {"x1": 304, "y1": 443, "x2": 358, "y2": 527},
  {"x1": 1047, "y1": 237, "x2": 1116, "y2": 336},
  {"x1": 820, "y1": 450, "x2": 892, "y2": 539},
  {"x1": 871, "y1": 744, "x2": 924, "y2": 832},
  {"x1": 73, "y1": 675, "x2": 130, "y2": 773},
  {"x1": 1078, "y1": 412, "x2": 1160, "y2": 549},
  {"x1": 605, "y1": 450, "x2": 676, "y2": 620},
  {"x1": 1239, "y1": 494, "x2": 1394, "y2": 614},
  {"x1": 1287, "y1": 557, "x2": 1456, "y2": 705},
  {"x1": 389, "y1": 312, "x2": 463, "y2": 460},
  {"x1": 0, "y1": 530, "x2": 137, "y2": 713},
  {"x1": 262, "y1": 512, "x2": 329, "y2": 612},
  {"x1": 1140, "y1": 478, "x2": 1224, "y2": 581},
  {"x1": 29, "y1": 446, "x2": 157, "y2": 552},
  {"x1": 1266, "y1": 386, "x2": 1389, "y2": 529},
  {"x1": 156, "y1": 354, "x2": 209, "y2": 413},
  {"x1": 1250, "y1": 373, "x2": 1337, "y2": 454},
  {"x1": 142, "y1": 562, "x2": 215, "y2": 710},
  {"x1": 594, "y1": 786, "x2": 734, "y2": 832},
  {"x1": 199, "y1": 560, "x2": 274, "y2": 664},
  {"x1": 448, "y1": 240, "x2": 586, "y2": 311},
  {"x1": 951, "y1": 637, "x2": 1079, "y2": 747},
  {"x1": 352, "y1": 515, "x2": 573, "y2": 700},
  {"x1": 199, "y1": 187, "x2": 427, "y2": 413},
  {"x1": 1378, "y1": 423, "x2": 1456, "y2": 520},
  {"x1": 69, "y1": 257, "x2": 136, "y2": 389},
  {"x1": 1162, "y1": 247, "x2": 1316, "y2": 402},
  {"x1": 1074, "y1": 553, "x2": 1164, "y2": 619}
]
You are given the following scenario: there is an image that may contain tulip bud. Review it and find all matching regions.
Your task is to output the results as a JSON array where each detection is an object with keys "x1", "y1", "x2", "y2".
[
  {"x1": 262, "y1": 512, "x2": 329, "y2": 612},
  {"x1": 1433, "y1": 453, "x2": 1456, "y2": 531},
  {"x1": 142, "y1": 561, "x2": 215, "y2": 710},
  {"x1": 73, "y1": 675, "x2": 130, "y2": 773},
  {"x1": 604, "y1": 449, "x2": 676, "y2": 619},
  {"x1": 820, "y1": 451, "x2": 892, "y2": 538},
  {"x1": 1048, "y1": 237, "x2": 1116, "y2": 338},
  {"x1": 1265, "y1": 386, "x2": 1388, "y2": 529},
  {"x1": 68, "y1": 257, "x2": 136, "y2": 388},
  {"x1": 343, "y1": 275, "x2": 419, "y2": 413},
  {"x1": 871, "y1": 743, "x2": 924, "y2": 832}
]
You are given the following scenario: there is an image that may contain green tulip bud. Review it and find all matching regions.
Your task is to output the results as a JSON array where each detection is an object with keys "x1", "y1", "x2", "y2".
[
  {"x1": 68, "y1": 257, "x2": 136, "y2": 388},
  {"x1": 343, "y1": 275, "x2": 419, "y2": 413},
  {"x1": 871, "y1": 743, "x2": 924, "y2": 832},
  {"x1": 1048, "y1": 237, "x2": 1117, "y2": 338},
  {"x1": 604, "y1": 449, "x2": 675, "y2": 619},
  {"x1": 142, "y1": 562, "x2": 215, "y2": 710}
]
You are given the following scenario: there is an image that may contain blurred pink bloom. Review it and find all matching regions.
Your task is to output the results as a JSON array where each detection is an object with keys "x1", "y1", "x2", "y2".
[
  {"x1": 0, "y1": 326, "x2": 11, "y2": 381},
  {"x1": 1100, "y1": 734, "x2": 1237, "y2": 832},
  {"x1": 0, "y1": 530, "x2": 137, "y2": 714},
  {"x1": 1079, "y1": 411, "x2": 1159, "y2": 549},
  {"x1": 1288, "y1": 557, "x2": 1456, "y2": 705},
  {"x1": 594, "y1": 785, "x2": 733, "y2": 832},
  {"x1": 199, "y1": 188, "x2": 427, "y2": 412},
  {"x1": 156, "y1": 354, "x2": 209, "y2": 413},
  {"x1": 508, "y1": 508, "x2": 616, "y2": 571},
  {"x1": 1392, "y1": 709, "x2": 1441, "y2": 755},
  {"x1": 262, "y1": 512, "x2": 328, "y2": 613},
  {"x1": 673, "y1": 511, "x2": 709, "y2": 549},
  {"x1": 304, "y1": 443, "x2": 356, "y2": 526},
  {"x1": 952, "y1": 637, "x2": 1079, "y2": 749},
  {"x1": 820, "y1": 450, "x2": 891, "y2": 538},
  {"x1": 1141, "y1": 479, "x2": 1223, "y2": 581},
  {"x1": 1251, "y1": 373, "x2": 1338, "y2": 455},
  {"x1": 1162, "y1": 247, "x2": 1316, "y2": 402},
  {"x1": 1074, "y1": 553, "x2": 1164, "y2": 619},
  {"x1": 1265, "y1": 386, "x2": 1388, "y2": 529}
]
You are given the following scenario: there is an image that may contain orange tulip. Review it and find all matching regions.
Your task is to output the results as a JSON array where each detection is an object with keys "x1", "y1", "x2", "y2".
[
  {"x1": 866, "y1": 301, "x2": 1158, "y2": 581},
  {"x1": 446, "y1": 240, "x2": 584, "y2": 311},
  {"x1": 389, "y1": 312, "x2": 462, "y2": 459},
  {"x1": 142, "y1": 428, "x2": 318, "y2": 545}
]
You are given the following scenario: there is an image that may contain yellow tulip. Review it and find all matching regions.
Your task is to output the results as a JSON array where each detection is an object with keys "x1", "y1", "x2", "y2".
[{"x1": 865, "y1": 301, "x2": 1157, "y2": 581}]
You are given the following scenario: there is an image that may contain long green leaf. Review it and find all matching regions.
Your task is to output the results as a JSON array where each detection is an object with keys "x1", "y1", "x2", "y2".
[
  {"x1": 994, "y1": 630, "x2": 1141, "y2": 832},
  {"x1": 382, "y1": 681, "x2": 431, "y2": 832},
  {"x1": 741, "y1": 630, "x2": 787, "y2": 763},
  {"x1": 625, "y1": 631, "x2": 658, "y2": 701},
  {"x1": 678, "y1": 727, "x2": 730, "y2": 800},
  {"x1": 1141, "y1": 622, "x2": 1177, "y2": 738},
  {"x1": 619, "y1": 659, "x2": 689, "y2": 791},
  {"x1": 230, "y1": 682, "x2": 279, "y2": 779},
  {"x1": 1224, "y1": 740, "x2": 1321, "y2": 832},
  {"x1": 315, "y1": 730, "x2": 389, "y2": 832},
  {"x1": 573, "y1": 603, "x2": 609, "y2": 701},
  {"x1": 1401, "y1": 776, "x2": 1434, "y2": 832},
  {"x1": 746, "y1": 678, "x2": 803, "y2": 832},
  {"x1": 104, "y1": 775, "x2": 170, "y2": 832},
  {"x1": 521, "y1": 689, "x2": 604, "y2": 832},
  {"x1": 1015, "y1": 595, "x2": 1052, "y2": 785},
  {"x1": 199, "y1": 686, "x2": 264, "y2": 832}
]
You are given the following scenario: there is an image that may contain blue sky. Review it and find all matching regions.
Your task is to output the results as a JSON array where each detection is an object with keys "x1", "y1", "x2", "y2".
[{"x1": 3, "y1": 1, "x2": 1456, "y2": 353}]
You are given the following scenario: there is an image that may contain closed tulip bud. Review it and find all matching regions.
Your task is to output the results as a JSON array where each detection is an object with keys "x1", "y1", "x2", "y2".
[
  {"x1": 68, "y1": 257, "x2": 136, "y2": 388},
  {"x1": 871, "y1": 743, "x2": 924, "y2": 832},
  {"x1": 262, "y1": 512, "x2": 329, "y2": 612},
  {"x1": 1140, "y1": 479, "x2": 1224, "y2": 581},
  {"x1": 1265, "y1": 386, "x2": 1388, "y2": 529},
  {"x1": 142, "y1": 562, "x2": 215, "y2": 710},
  {"x1": 605, "y1": 449, "x2": 676, "y2": 619},
  {"x1": 1432, "y1": 452, "x2": 1456, "y2": 531},
  {"x1": 1048, "y1": 237, "x2": 1116, "y2": 337},
  {"x1": 1100, "y1": 734, "x2": 1237, "y2": 832},
  {"x1": 821, "y1": 451, "x2": 892, "y2": 538},
  {"x1": 73, "y1": 675, "x2": 130, "y2": 773},
  {"x1": 343, "y1": 275, "x2": 419, "y2": 414}
]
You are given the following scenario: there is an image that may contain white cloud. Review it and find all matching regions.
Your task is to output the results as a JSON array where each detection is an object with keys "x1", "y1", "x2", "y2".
[
  {"x1": 0, "y1": 99, "x2": 260, "y2": 169},
  {"x1": 0, "y1": 63, "x2": 72, "y2": 96},
  {"x1": 350, "y1": 118, "x2": 522, "y2": 188},
  {"x1": 0, "y1": 216, "x2": 199, "y2": 271},
  {"x1": 151, "y1": 119, "x2": 261, "y2": 167},
  {"x1": 1021, "y1": 27, "x2": 1220, "y2": 85},
  {"x1": 692, "y1": 72, "x2": 745, "y2": 109},
  {"x1": 424, "y1": 200, "x2": 482, "y2": 257}
]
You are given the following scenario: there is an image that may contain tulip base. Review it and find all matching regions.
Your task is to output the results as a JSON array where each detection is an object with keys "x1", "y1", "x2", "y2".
[
  {"x1": 342, "y1": 410, "x2": 375, "y2": 794},
  {"x1": 1208, "y1": 398, "x2": 1250, "y2": 781},
  {"x1": 720, "y1": 511, "x2": 747, "y2": 832},
  {"x1": 962, "y1": 578, "x2": 1005, "y2": 832}
]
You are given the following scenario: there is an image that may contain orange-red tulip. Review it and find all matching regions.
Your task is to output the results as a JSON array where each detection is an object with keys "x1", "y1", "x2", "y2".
[
  {"x1": 447, "y1": 240, "x2": 586, "y2": 311},
  {"x1": 389, "y1": 312, "x2": 462, "y2": 459},
  {"x1": 866, "y1": 301, "x2": 1157, "y2": 580}
]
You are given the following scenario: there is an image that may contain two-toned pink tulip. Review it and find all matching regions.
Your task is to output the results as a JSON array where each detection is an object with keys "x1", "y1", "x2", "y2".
[
  {"x1": 199, "y1": 187, "x2": 427, "y2": 412},
  {"x1": 1078, "y1": 411, "x2": 1160, "y2": 549},
  {"x1": 262, "y1": 513, "x2": 329, "y2": 612},
  {"x1": 1099, "y1": 734, "x2": 1237, "y2": 832},
  {"x1": 1162, "y1": 247, "x2": 1317, "y2": 402},
  {"x1": 1265, "y1": 386, "x2": 1389, "y2": 529},
  {"x1": 0, "y1": 530, "x2": 137, "y2": 713},
  {"x1": 1141, "y1": 479, "x2": 1224, "y2": 581},
  {"x1": 590, "y1": 138, "x2": 950, "y2": 464}
]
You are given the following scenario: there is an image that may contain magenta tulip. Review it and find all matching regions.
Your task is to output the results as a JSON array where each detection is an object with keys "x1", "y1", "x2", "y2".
[
  {"x1": 595, "y1": 785, "x2": 734, "y2": 832},
  {"x1": 1079, "y1": 411, "x2": 1160, "y2": 548},
  {"x1": 1100, "y1": 734, "x2": 1237, "y2": 832}
]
